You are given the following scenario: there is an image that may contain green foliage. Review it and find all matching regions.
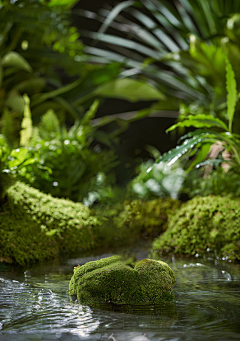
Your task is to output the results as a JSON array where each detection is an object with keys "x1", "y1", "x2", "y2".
[
  {"x1": 80, "y1": 1, "x2": 240, "y2": 129},
  {"x1": 183, "y1": 167, "x2": 240, "y2": 198},
  {"x1": 18, "y1": 106, "x2": 118, "y2": 203},
  {"x1": 156, "y1": 57, "x2": 240, "y2": 171},
  {"x1": 128, "y1": 160, "x2": 185, "y2": 200},
  {"x1": 0, "y1": 135, "x2": 36, "y2": 199},
  {"x1": 153, "y1": 195, "x2": 240, "y2": 261}
]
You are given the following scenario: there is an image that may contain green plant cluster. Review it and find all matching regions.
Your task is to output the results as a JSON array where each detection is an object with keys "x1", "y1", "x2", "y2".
[
  {"x1": 128, "y1": 160, "x2": 185, "y2": 201},
  {"x1": 153, "y1": 195, "x2": 240, "y2": 261},
  {"x1": 183, "y1": 167, "x2": 240, "y2": 198},
  {"x1": 17, "y1": 105, "x2": 118, "y2": 203},
  {"x1": 69, "y1": 256, "x2": 175, "y2": 306}
]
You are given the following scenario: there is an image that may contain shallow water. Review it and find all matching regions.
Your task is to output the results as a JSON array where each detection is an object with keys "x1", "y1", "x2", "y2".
[{"x1": 0, "y1": 248, "x2": 240, "y2": 341}]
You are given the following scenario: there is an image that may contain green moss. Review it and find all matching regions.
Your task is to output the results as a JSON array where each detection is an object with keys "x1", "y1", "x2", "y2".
[
  {"x1": 0, "y1": 181, "x2": 102, "y2": 265},
  {"x1": 69, "y1": 256, "x2": 175, "y2": 306},
  {"x1": 153, "y1": 195, "x2": 240, "y2": 261},
  {"x1": 0, "y1": 182, "x2": 180, "y2": 265},
  {"x1": 95, "y1": 197, "x2": 181, "y2": 242}
]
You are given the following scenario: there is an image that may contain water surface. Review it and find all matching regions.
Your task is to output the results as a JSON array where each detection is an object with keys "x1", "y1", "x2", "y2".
[{"x1": 0, "y1": 248, "x2": 240, "y2": 341}]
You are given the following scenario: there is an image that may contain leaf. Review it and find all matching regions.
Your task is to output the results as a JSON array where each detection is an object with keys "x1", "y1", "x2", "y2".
[
  {"x1": 187, "y1": 142, "x2": 212, "y2": 171},
  {"x1": 81, "y1": 100, "x2": 99, "y2": 125},
  {"x1": 1, "y1": 52, "x2": 32, "y2": 72},
  {"x1": 168, "y1": 114, "x2": 228, "y2": 131},
  {"x1": 157, "y1": 131, "x2": 216, "y2": 166},
  {"x1": 4, "y1": 90, "x2": 24, "y2": 112},
  {"x1": 94, "y1": 78, "x2": 166, "y2": 102},
  {"x1": 98, "y1": 1, "x2": 135, "y2": 35},
  {"x1": 48, "y1": 0, "x2": 78, "y2": 7},
  {"x1": 20, "y1": 94, "x2": 33, "y2": 147},
  {"x1": 14, "y1": 78, "x2": 46, "y2": 95},
  {"x1": 225, "y1": 55, "x2": 237, "y2": 133}
]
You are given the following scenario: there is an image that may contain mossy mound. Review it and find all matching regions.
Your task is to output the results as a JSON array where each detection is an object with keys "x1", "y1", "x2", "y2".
[
  {"x1": 69, "y1": 256, "x2": 175, "y2": 306},
  {"x1": 153, "y1": 195, "x2": 240, "y2": 261},
  {"x1": 0, "y1": 182, "x2": 102, "y2": 265},
  {"x1": 95, "y1": 197, "x2": 181, "y2": 241},
  {"x1": 0, "y1": 182, "x2": 179, "y2": 265}
]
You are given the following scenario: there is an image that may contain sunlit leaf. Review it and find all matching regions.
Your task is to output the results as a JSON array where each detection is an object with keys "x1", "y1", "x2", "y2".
[
  {"x1": 48, "y1": 0, "x2": 78, "y2": 8},
  {"x1": 1, "y1": 52, "x2": 32, "y2": 72},
  {"x1": 20, "y1": 94, "x2": 33, "y2": 147},
  {"x1": 94, "y1": 78, "x2": 166, "y2": 102}
]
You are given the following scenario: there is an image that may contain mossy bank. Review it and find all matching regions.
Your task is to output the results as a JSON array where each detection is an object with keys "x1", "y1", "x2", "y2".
[
  {"x1": 69, "y1": 256, "x2": 175, "y2": 306},
  {"x1": 153, "y1": 195, "x2": 240, "y2": 261},
  {"x1": 0, "y1": 182, "x2": 179, "y2": 265}
]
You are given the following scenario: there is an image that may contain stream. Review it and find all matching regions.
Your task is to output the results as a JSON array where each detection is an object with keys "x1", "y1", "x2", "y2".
[{"x1": 0, "y1": 246, "x2": 240, "y2": 341}]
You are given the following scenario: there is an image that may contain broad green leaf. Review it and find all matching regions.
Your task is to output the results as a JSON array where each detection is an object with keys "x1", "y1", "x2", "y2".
[
  {"x1": 20, "y1": 94, "x2": 33, "y2": 147},
  {"x1": 168, "y1": 114, "x2": 228, "y2": 131},
  {"x1": 14, "y1": 78, "x2": 46, "y2": 94},
  {"x1": 9, "y1": 148, "x2": 29, "y2": 168},
  {"x1": 94, "y1": 78, "x2": 166, "y2": 102},
  {"x1": 4, "y1": 90, "x2": 24, "y2": 112},
  {"x1": 225, "y1": 55, "x2": 237, "y2": 133},
  {"x1": 1, "y1": 52, "x2": 32, "y2": 72}
]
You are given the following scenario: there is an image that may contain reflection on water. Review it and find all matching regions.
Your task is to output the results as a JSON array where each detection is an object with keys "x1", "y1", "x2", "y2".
[{"x1": 0, "y1": 250, "x2": 240, "y2": 341}]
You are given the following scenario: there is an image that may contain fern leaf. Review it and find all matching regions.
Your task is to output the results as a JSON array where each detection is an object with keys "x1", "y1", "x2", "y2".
[{"x1": 20, "y1": 94, "x2": 33, "y2": 147}]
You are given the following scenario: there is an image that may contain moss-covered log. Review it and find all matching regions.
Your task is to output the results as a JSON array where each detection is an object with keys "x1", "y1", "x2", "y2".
[
  {"x1": 69, "y1": 256, "x2": 175, "y2": 306},
  {"x1": 0, "y1": 182, "x2": 179, "y2": 265},
  {"x1": 153, "y1": 195, "x2": 240, "y2": 261}
]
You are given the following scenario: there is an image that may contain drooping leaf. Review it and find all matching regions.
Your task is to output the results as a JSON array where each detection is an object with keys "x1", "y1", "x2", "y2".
[
  {"x1": 1, "y1": 52, "x2": 32, "y2": 72},
  {"x1": 168, "y1": 114, "x2": 228, "y2": 131},
  {"x1": 94, "y1": 78, "x2": 166, "y2": 102},
  {"x1": 225, "y1": 55, "x2": 237, "y2": 132}
]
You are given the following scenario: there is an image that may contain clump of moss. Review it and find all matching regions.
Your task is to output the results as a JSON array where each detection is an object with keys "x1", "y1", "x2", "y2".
[
  {"x1": 96, "y1": 197, "x2": 181, "y2": 242},
  {"x1": 0, "y1": 181, "x2": 102, "y2": 265},
  {"x1": 69, "y1": 256, "x2": 175, "y2": 306},
  {"x1": 153, "y1": 195, "x2": 240, "y2": 261}
]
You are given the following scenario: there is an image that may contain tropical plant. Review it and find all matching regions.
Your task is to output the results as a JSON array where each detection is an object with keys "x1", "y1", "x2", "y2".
[
  {"x1": 155, "y1": 56, "x2": 240, "y2": 178},
  {"x1": 77, "y1": 0, "x2": 240, "y2": 129},
  {"x1": 127, "y1": 152, "x2": 185, "y2": 200},
  {"x1": 17, "y1": 100, "x2": 119, "y2": 203}
]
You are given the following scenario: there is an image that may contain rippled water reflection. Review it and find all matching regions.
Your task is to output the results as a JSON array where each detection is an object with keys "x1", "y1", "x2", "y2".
[{"x1": 0, "y1": 250, "x2": 240, "y2": 341}]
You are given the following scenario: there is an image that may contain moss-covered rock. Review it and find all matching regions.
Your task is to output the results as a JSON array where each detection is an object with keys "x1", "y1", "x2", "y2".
[
  {"x1": 0, "y1": 182, "x2": 180, "y2": 265},
  {"x1": 69, "y1": 256, "x2": 175, "y2": 306},
  {"x1": 0, "y1": 182, "x2": 102, "y2": 265},
  {"x1": 153, "y1": 195, "x2": 240, "y2": 261}
]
